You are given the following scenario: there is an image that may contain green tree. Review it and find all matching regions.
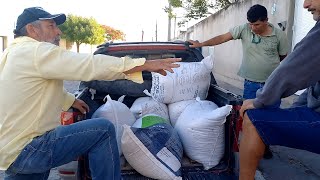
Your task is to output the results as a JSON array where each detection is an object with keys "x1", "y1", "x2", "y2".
[
  {"x1": 101, "y1": 25, "x2": 126, "y2": 41},
  {"x1": 59, "y1": 14, "x2": 105, "y2": 52},
  {"x1": 167, "y1": 0, "x2": 241, "y2": 27}
]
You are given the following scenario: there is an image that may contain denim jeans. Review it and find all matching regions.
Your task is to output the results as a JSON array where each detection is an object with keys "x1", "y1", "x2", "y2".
[
  {"x1": 243, "y1": 79, "x2": 280, "y2": 108},
  {"x1": 243, "y1": 79, "x2": 264, "y2": 99},
  {"x1": 4, "y1": 118, "x2": 120, "y2": 180},
  {"x1": 247, "y1": 106, "x2": 320, "y2": 154}
]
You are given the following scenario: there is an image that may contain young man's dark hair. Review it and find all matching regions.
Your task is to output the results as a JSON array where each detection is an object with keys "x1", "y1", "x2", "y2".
[{"x1": 247, "y1": 4, "x2": 268, "y2": 23}]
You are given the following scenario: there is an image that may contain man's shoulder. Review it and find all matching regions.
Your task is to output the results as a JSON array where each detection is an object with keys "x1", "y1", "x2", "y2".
[
  {"x1": 230, "y1": 23, "x2": 250, "y2": 37},
  {"x1": 233, "y1": 23, "x2": 249, "y2": 30},
  {"x1": 270, "y1": 24, "x2": 286, "y2": 36}
]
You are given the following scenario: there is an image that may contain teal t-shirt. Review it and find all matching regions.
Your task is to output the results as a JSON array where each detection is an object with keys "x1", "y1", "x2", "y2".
[{"x1": 230, "y1": 23, "x2": 288, "y2": 82}]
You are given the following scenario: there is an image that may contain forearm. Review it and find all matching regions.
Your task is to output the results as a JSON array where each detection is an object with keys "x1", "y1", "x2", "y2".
[
  {"x1": 201, "y1": 33, "x2": 233, "y2": 47},
  {"x1": 201, "y1": 35, "x2": 227, "y2": 46},
  {"x1": 123, "y1": 63, "x2": 146, "y2": 74},
  {"x1": 124, "y1": 58, "x2": 180, "y2": 76}
]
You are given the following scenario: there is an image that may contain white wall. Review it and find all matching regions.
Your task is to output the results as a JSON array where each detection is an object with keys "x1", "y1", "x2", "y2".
[
  {"x1": 0, "y1": 37, "x2": 3, "y2": 53},
  {"x1": 178, "y1": 0, "x2": 293, "y2": 90},
  {"x1": 292, "y1": 0, "x2": 316, "y2": 48}
]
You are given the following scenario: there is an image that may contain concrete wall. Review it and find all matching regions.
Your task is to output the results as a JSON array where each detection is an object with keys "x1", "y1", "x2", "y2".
[
  {"x1": 0, "y1": 17, "x2": 13, "y2": 53},
  {"x1": 178, "y1": 0, "x2": 294, "y2": 90}
]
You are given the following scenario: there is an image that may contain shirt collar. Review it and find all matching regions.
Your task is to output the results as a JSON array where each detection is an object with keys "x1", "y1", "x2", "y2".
[
  {"x1": 11, "y1": 36, "x2": 38, "y2": 45},
  {"x1": 249, "y1": 23, "x2": 276, "y2": 37}
]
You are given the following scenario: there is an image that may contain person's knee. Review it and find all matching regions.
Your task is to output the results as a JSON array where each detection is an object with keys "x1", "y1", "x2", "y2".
[
  {"x1": 242, "y1": 113, "x2": 255, "y2": 131},
  {"x1": 242, "y1": 113, "x2": 264, "y2": 142},
  {"x1": 91, "y1": 118, "x2": 116, "y2": 135}
]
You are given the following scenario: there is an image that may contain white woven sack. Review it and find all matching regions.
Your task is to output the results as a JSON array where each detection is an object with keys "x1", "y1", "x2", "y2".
[
  {"x1": 121, "y1": 124, "x2": 182, "y2": 180},
  {"x1": 148, "y1": 55, "x2": 213, "y2": 104},
  {"x1": 92, "y1": 95, "x2": 135, "y2": 155},
  {"x1": 130, "y1": 97, "x2": 169, "y2": 120},
  {"x1": 168, "y1": 98, "x2": 218, "y2": 127},
  {"x1": 175, "y1": 102, "x2": 232, "y2": 170}
]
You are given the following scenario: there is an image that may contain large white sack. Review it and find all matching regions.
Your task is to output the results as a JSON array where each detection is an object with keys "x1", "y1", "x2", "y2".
[
  {"x1": 121, "y1": 116, "x2": 183, "y2": 180},
  {"x1": 168, "y1": 98, "x2": 218, "y2": 127},
  {"x1": 92, "y1": 95, "x2": 136, "y2": 155},
  {"x1": 175, "y1": 102, "x2": 232, "y2": 170},
  {"x1": 168, "y1": 100, "x2": 195, "y2": 127},
  {"x1": 130, "y1": 97, "x2": 169, "y2": 120},
  {"x1": 148, "y1": 55, "x2": 213, "y2": 104}
]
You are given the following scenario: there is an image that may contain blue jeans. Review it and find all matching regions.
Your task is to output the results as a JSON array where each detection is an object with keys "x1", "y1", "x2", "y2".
[
  {"x1": 4, "y1": 118, "x2": 120, "y2": 180},
  {"x1": 247, "y1": 106, "x2": 320, "y2": 154},
  {"x1": 243, "y1": 79, "x2": 280, "y2": 107}
]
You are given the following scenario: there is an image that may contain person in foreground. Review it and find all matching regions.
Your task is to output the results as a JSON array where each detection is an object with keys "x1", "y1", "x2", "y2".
[
  {"x1": 239, "y1": 0, "x2": 320, "y2": 179},
  {"x1": 0, "y1": 7, "x2": 181, "y2": 180},
  {"x1": 188, "y1": 3, "x2": 288, "y2": 159}
]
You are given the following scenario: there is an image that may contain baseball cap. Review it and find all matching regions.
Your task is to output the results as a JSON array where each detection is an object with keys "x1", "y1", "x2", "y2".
[{"x1": 14, "y1": 7, "x2": 66, "y2": 32}]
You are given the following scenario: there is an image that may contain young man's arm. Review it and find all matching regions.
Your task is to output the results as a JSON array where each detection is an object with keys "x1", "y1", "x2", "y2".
[{"x1": 188, "y1": 32, "x2": 233, "y2": 48}]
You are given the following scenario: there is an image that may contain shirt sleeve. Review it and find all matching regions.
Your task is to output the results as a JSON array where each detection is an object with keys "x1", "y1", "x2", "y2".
[
  {"x1": 33, "y1": 44, "x2": 146, "y2": 83},
  {"x1": 62, "y1": 88, "x2": 75, "y2": 111},
  {"x1": 229, "y1": 24, "x2": 246, "y2": 40},
  {"x1": 253, "y1": 22, "x2": 320, "y2": 108}
]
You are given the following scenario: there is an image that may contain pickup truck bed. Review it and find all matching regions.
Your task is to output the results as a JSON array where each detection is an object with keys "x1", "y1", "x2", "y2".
[
  {"x1": 59, "y1": 42, "x2": 243, "y2": 180},
  {"x1": 74, "y1": 84, "x2": 242, "y2": 180}
]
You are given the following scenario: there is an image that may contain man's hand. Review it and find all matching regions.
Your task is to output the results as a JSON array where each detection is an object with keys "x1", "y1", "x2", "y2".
[
  {"x1": 144, "y1": 58, "x2": 181, "y2": 76},
  {"x1": 240, "y1": 99, "x2": 256, "y2": 118},
  {"x1": 72, "y1": 99, "x2": 89, "y2": 114},
  {"x1": 124, "y1": 58, "x2": 181, "y2": 76},
  {"x1": 187, "y1": 40, "x2": 202, "y2": 48}
]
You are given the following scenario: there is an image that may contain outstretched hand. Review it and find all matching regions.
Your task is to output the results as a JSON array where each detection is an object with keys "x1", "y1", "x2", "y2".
[
  {"x1": 72, "y1": 99, "x2": 90, "y2": 114},
  {"x1": 239, "y1": 99, "x2": 256, "y2": 118},
  {"x1": 145, "y1": 58, "x2": 181, "y2": 76},
  {"x1": 187, "y1": 40, "x2": 202, "y2": 48}
]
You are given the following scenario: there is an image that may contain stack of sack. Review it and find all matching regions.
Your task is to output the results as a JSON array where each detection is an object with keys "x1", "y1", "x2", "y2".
[
  {"x1": 92, "y1": 55, "x2": 233, "y2": 179},
  {"x1": 92, "y1": 96, "x2": 183, "y2": 179},
  {"x1": 142, "y1": 55, "x2": 232, "y2": 169}
]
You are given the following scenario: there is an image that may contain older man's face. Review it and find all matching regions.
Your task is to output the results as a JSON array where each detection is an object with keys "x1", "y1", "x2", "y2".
[
  {"x1": 304, "y1": 0, "x2": 320, "y2": 21},
  {"x1": 32, "y1": 20, "x2": 62, "y2": 46}
]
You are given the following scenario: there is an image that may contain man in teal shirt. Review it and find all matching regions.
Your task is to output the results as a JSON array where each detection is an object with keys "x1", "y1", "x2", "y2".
[{"x1": 188, "y1": 4, "x2": 288, "y2": 158}]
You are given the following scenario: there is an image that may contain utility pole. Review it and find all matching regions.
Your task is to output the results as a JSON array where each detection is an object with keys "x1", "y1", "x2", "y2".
[
  {"x1": 141, "y1": 29, "x2": 144, "y2": 42},
  {"x1": 174, "y1": 16, "x2": 176, "y2": 39},
  {"x1": 167, "y1": 3, "x2": 172, "y2": 41},
  {"x1": 155, "y1": 21, "x2": 158, "y2": 42}
]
